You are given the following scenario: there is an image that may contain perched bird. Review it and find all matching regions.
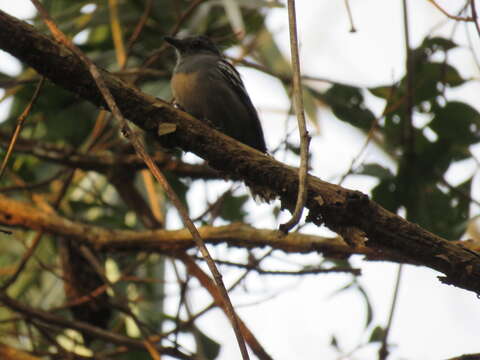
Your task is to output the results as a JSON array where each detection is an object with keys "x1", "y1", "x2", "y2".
[{"x1": 164, "y1": 35, "x2": 267, "y2": 153}]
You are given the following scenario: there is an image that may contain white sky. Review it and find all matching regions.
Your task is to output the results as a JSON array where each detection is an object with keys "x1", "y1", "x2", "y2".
[{"x1": 1, "y1": 1, "x2": 480, "y2": 360}]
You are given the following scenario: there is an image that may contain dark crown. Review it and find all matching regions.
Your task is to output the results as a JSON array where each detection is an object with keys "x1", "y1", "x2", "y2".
[{"x1": 164, "y1": 35, "x2": 221, "y2": 56}]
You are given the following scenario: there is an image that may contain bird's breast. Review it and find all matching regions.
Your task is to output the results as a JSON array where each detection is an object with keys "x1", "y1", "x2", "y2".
[{"x1": 171, "y1": 71, "x2": 205, "y2": 115}]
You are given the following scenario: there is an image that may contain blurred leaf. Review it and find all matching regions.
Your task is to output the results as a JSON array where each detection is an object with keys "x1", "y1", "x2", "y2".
[
  {"x1": 137, "y1": 257, "x2": 165, "y2": 332},
  {"x1": 222, "y1": 0, "x2": 245, "y2": 36},
  {"x1": 412, "y1": 62, "x2": 464, "y2": 103},
  {"x1": 368, "y1": 85, "x2": 396, "y2": 100},
  {"x1": 196, "y1": 327, "x2": 221, "y2": 360},
  {"x1": 256, "y1": 29, "x2": 291, "y2": 75},
  {"x1": 329, "y1": 280, "x2": 373, "y2": 328},
  {"x1": 303, "y1": 86, "x2": 320, "y2": 131},
  {"x1": 239, "y1": 0, "x2": 284, "y2": 7},
  {"x1": 220, "y1": 193, "x2": 249, "y2": 222},
  {"x1": 330, "y1": 334, "x2": 341, "y2": 350},
  {"x1": 429, "y1": 101, "x2": 480, "y2": 145},
  {"x1": 166, "y1": 173, "x2": 189, "y2": 209},
  {"x1": 323, "y1": 84, "x2": 376, "y2": 131},
  {"x1": 369, "y1": 325, "x2": 387, "y2": 343},
  {"x1": 421, "y1": 37, "x2": 457, "y2": 52},
  {"x1": 9, "y1": 82, "x2": 97, "y2": 146},
  {"x1": 357, "y1": 164, "x2": 394, "y2": 180},
  {"x1": 357, "y1": 283, "x2": 374, "y2": 328},
  {"x1": 285, "y1": 142, "x2": 301, "y2": 156},
  {"x1": 121, "y1": 350, "x2": 151, "y2": 360},
  {"x1": 371, "y1": 178, "x2": 400, "y2": 213},
  {"x1": 328, "y1": 280, "x2": 355, "y2": 298}
]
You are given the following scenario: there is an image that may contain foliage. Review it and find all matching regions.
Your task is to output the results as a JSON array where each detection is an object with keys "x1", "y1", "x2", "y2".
[{"x1": 0, "y1": 1, "x2": 479, "y2": 359}]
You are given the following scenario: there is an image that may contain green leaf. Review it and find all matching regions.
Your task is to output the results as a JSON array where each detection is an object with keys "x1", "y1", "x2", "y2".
[
  {"x1": 371, "y1": 179, "x2": 400, "y2": 213},
  {"x1": 421, "y1": 37, "x2": 458, "y2": 52},
  {"x1": 369, "y1": 325, "x2": 387, "y2": 343},
  {"x1": 323, "y1": 84, "x2": 376, "y2": 131},
  {"x1": 428, "y1": 178, "x2": 471, "y2": 239},
  {"x1": 220, "y1": 193, "x2": 249, "y2": 222},
  {"x1": 328, "y1": 280, "x2": 355, "y2": 298},
  {"x1": 285, "y1": 142, "x2": 301, "y2": 156},
  {"x1": 256, "y1": 28, "x2": 291, "y2": 75},
  {"x1": 357, "y1": 283, "x2": 374, "y2": 328},
  {"x1": 429, "y1": 101, "x2": 480, "y2": 145},
  {"x1": 196, "y1": 327, "x2": 221, "y2": 360},
  {"x1": 121, "y1": 350, "x2": 151, "y2": 360},
  {"x1": 368, "y1": 85, "x2": 396, "y2": 100},
  {"x1": 303, "y1": 86, "x2": 320, "y2": 130},
  {"x1": 330, "y1": 334, "x2": 341, "y2": 350},
  {"x1": 166, "y1": 173, "x2": 190, "y2": 210},
  {"x1": 356, "y1": 164, "x2": 394, "y2": 180},
  {"x1": 410, "y1": 63, "x2": 464, "y2": 103}
]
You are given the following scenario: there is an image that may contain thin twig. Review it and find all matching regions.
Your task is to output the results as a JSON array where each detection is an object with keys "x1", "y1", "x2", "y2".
[
  {"x1": 427, "y1": 0, "x2": 474, "y2": 21},
  {"x1": 0, "y1": 76, "x2": 45, "y2": 180},
  {"x1": 403, "y1": 0, "x2": 414, "y2": 159},
  {"x1": 280, "y1": 0, "x2": 310, "y2": 233},
  {"x1": 125, "y1": 0, "x2": 153, "y2": 55},
  {"x1": 378, "y1": 0, "x2": 412, "y2": 357},
  {"x1": 344, "y1": 0, "x2": 357, "y2": 32},
  {"x1": 179, "y1": 254, "x2": 273, "y2": 360},
  {"x1": 29, "y1": 1, "x2": 249, "y2": 358},
  {"x1": 193, "y1": 255, "x2": 361, "y2": 275},
  {"x1": 0, "y1": 292, "x2": 192, "y2": 359},
  {"x1": 378, "y1": 265, "x2": 403, "y2": 360},
  {"x1": 108, "y1": 0, "x2": 126, "y2": 68},
  {"x1": 140, "y1": 0, "x2": 206, "y2": 71},
  {"x1": 470, "y1": 0, "x2": 480, "y2": 37}
]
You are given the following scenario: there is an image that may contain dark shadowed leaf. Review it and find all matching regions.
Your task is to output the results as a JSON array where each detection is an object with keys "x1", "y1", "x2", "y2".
[
  {"x1": 323, "y1": 84, "x2": 376, "y2": 131},
  {"x1": 220, "y1": 193, "x2": 249, "y2": 222},
  {"x1": 357, "y1": 164, "x2": 395, "y2": 180},
  {"x1": 369, "y1": 325, "x2": 387, "y2": 343}
]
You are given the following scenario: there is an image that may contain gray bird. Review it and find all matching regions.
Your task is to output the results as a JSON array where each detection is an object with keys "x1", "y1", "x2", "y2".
[{"x1": 164, "y1": 35, "x2": 267, "y2": 153}]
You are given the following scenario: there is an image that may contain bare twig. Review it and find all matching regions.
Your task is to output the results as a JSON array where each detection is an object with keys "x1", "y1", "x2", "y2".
[
  {"x1": 125, "y1": 0, "x2": 153, "y2": 55},
  {"x1": 378, "y1": 265, "x2": 403, "y2": 360},
  {"x1": 108, "y1": 0, "x2": 126, "y2": 68},
  {"x1": 427, "y1": 0, "x2": 474, "y2": 21},
  {"x1": 280, "y1": 0, "x2": 310, "y2": 233},
  {"x1": 0, "y1": 292, "x2": 192, "y2": 359},
  {"x1": 378, "y1": 0, "x2": 413, "y2": 357},
  {"x1": 470, "y1": 0, "x2": 480, "y2": 37},
  {"x1": 179, "y1": 254, "x2": 273, "y2": 360},
  {"x1": 0, "y1": 76, "x2": 45, "y2": 180},
  {"x1": 29, "y1": 1, "x2": 249, "y2": 358},
  {"x1": 141, "y1": 0, "x2": 207, "y2": 71},
  {"x1": 193, "y1": 256, "x2": 361, "y2": 276},
  {"x1": 0, "y1": 134, "x2": 220, "y2": 179},
  {"x1": 344, "y1": 0, "x2": 357, "y2": 32}
]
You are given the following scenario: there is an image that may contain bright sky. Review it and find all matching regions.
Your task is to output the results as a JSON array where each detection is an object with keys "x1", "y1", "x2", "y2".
[{"x1": 1, "y1": 1, "x2": 480, "y2": 360}]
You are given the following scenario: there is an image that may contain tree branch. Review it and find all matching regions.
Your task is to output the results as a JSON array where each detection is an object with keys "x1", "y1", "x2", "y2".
[
  {"x1": 0, "y1": 132, "x2": 221, "y2": 180},
  {"x1": 1, "y1": 192, "x2": 478, "y2": 267}
]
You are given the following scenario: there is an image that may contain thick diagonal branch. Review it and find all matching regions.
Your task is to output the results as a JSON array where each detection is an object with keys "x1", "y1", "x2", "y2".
[{"x1": 1, "y1": 9, "x2": 480, "y2": 294}]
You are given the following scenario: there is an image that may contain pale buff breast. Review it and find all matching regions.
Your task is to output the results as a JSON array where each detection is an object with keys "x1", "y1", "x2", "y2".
[{"x1": 171, "y1": 71, "x2": 205, "y2": 119}]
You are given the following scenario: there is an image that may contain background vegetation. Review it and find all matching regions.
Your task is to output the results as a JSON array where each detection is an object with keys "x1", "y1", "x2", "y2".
[{"x1": 0, "y1": 1, "x2": 480, "y2": 359}]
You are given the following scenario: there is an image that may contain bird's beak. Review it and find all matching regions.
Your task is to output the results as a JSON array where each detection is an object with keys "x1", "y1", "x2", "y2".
[{"x1": 164, "y1": 36, "x2": 183, "y2": 50}]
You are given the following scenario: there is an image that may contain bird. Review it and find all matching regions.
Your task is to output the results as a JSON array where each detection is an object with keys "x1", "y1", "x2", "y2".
[{"x1": 164, "y1": 35, "x2": 267, "y2": 153}]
